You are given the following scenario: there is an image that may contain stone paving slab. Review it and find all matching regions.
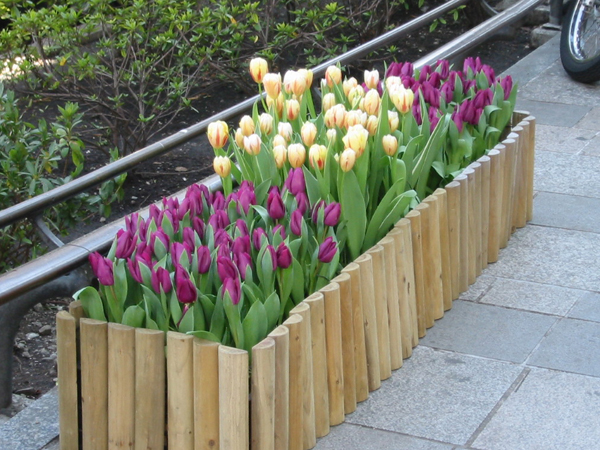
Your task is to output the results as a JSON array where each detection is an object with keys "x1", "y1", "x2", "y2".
[
  {"x1": 485, "y1": 226, "x2": 600, "y2": 292},
  {"x1": 568, "y1": 291, "x2": 600, "y2": 323},
  {"x1": 345, "y1": 346, "x2": 522, "y2": 446},
  {"x1": 519, "y1": 69, "x2": 600, "y2": 107},
  {"x1": 531, "y1": 191, "x2": 600, "y2": 233},
  {"x1": 472, "y1": 368, "x2": 600, "y2": 450},
  {"x1": 579, "y1": 134, "x2": 600, "y2": 157},
  {"x1": 514, "y1": 99, "x2": 591, "y2": 127},
  {"x1": 458, "y1": 275, "x2": 496, "y2": 301},
  {"x1": 528, "y1": 317, "x2": 600, "y2": 377},
  {"x1": 500, "y1": 34, "x2": 560, "y2": 86},
  {"x1": 478, "y1": 277, "x2": 583, "y2": 316},
  {"x1": 575, "y1": 106, "x2": 600, "y2": 131},
  {"x1": 534, "y1": 150, "x2": 600, "y2": 198},
  {"x1": 420, "y1": 301, "x2": 556, "y2": 363},
  {"x1": 313, "y1": 423, "x2": 454, "y2": 450},
  {"x1": 534, "y1": 124, "x2": 598, "y2": 154}
]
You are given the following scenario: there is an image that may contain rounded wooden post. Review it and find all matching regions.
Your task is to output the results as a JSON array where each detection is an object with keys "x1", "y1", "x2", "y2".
[
  {"x1": 268, "y1": 326, "x2": 290, "y2": 449},
  {"x1": 340, "y1": 264, "x2": 369, "y2": 402},
  {"x1": 395, "y1": 219, "x2": 418, "y2": 348},
  {"x1": 251, "y1": 338, "x2": 276, "y2": 450},
  {"x1": 319, "y1": 282, "x2": 345, "y2": 425},
  {"x1": 302, "y1": 293, "x2": 330, "y2": 436},
  {"x1": 453, "y1": 174, "x2": 469, "y2": 293},
  {"x1": 478, "y1": 156, "x2": 491, "y2": 270},
  {"x1": 433, "y1": 188, "x2": 453, "y2": 311},
  {"x1": 283, "y1": 314, "x2": 304, "y2": 450},
  {"x1": 525, "y1": 116, "x2": 536, "y2": 222},
  {"x1": 56, "y1": 311, "x2": 79, "y2": 450},
  {"x1": 501, "y1": 137, "x2": 517, "y2": 246},
  {"x1": 68, "y1": 300, "x2": 84, "y2": 322},
  {"x1": 135, "y1": 328, "x2": 165, "y2": 450},
  {"x1": 378, "y1": 237, "x2": 403, "y2": 370},
  {"x1": 193, "y1": 339, "x2": 220, "y2": 450},
  {"x1": 444, "y1": 181, "x2": 461, "y2": 301},
  {"x1": 167, "y1": 331, "x2": 194, "y2": 450},
  {"x1": 289, "y1": 302, "x2": 316, "y2": 449},
  {"x1": 354, "y1": 254, "x2": 381, "y2": 391},
  {"x1": 462, "y1": 167, "x2": 477, "y2": 285},
  {"x1": 487, "y1": 148, "x2": 503, "y2": 263},
  {"x1": 405, "y1": 210, "x2": 427, "y2": 337},
  {"x1": 108, "y1": 324, "x2": 135, "y2": 450},
  {"x1": 80, "y1": 319, "x2": 108, "y2": 450},
  {"x1": 218, "y1": 346, "x2": 249, "y2": 450},
  {"x1": 469, "y1": 162, "x2": 483, "y2": 277},
  {"x1": 515, "y1": 122, "x2": 529, "y2": 229},
  {"x1": 331, "y1": 272, "x2": 357, "y2": 412},
  {"x1": 414, "y1": 201, "x2": 440, "y2": 326}
]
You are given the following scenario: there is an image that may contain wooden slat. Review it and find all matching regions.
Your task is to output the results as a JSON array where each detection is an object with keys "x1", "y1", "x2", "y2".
[
  {"x1": 218, "y1": 346, "x2": 249, "y2": 450},
  {"x1": 444, "y1": 181, "x2": 461, "y2": 300},
  {"x1": 487, "y1": 147, "x2": 503, "y2": 263},
  {"x1": 283, "y1": 314, "x2": 304, "y2": 450},
  {"x1": 57, "y1": 311, "x2": 79, "y2": 450},
  {"x1": 268, "y1": 326, "x2": 290, "y2": 449},
  {"x1": 395, "y1": 219, "x2": 418, "y2": 348},
  {"x1": 251, "y1": 338, "x2": 276, "y2": 450},
  {"x1": 405, "y1": 210, "x2": 426, "y2": 338},
  {"x1": 525, "y1": 116, "x2": 536, "y2": 222},
  {"x1": 167, "y1": 332, "x2": 194, "y2": 450},
  {"x1": 193, "y1": 339, "x2": 220, "y2": 450}
]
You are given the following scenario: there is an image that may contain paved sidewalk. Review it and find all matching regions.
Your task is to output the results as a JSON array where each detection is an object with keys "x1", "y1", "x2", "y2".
[
  {"x1": 315, "y1": 34, "x2": 600, "y2": 450},
  {"x1": 2, "y1": 33, "x2": 599, "y2": 450}
]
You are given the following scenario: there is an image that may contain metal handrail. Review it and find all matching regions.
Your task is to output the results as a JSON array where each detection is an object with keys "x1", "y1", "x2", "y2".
[{"x1": 0, "y1": 0, "x2": 543, "y2": 305}]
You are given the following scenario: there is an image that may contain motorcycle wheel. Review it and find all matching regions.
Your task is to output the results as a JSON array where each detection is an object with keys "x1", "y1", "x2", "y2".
[{"x1": 560, "y1": 0, "x2": 600, "y2": 83}]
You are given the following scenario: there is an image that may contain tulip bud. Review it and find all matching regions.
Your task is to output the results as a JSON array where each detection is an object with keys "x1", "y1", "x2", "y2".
[
  {"x1": 263, "y1": 72, "x2": 282, "y2": 99},
  {"x1": 301, "y1": 121, "x2": 317, "y2": 147},
  {"x1": 287, "y1": 143, "x2": 306, "y2": 168},
  {"x1": 290, "y1": 209, "x2": 303, "y2": 236},
  {"x1": 388, "y1": 110, "x2": 400, "y2": 133},
  {"x1": 345, "y1": 109, "x2": 367, "y2": 128},
  {"x1": 385, "y1": 76, "x2": 402, "y2": 91},
  {"x1": 343, "y1": 77, "x2": 358, "y2": 98},
  {"x1": 255, "y1": 114, "x2": 272, "y2": 136},
  {"x1": 390, "y1": 85, "x2": 415, "y2": 115},
  {"x1": 252, "y1": 228, "x2": 268, "y2": 251},
  {"x1": 364, "y1": 69, "x2": 379, "y2": 90},
  {"x1": 239, "y1": 115, "x2": 255, "y2": 137},
  {"x1": 322, "y1": 92, "x2": 337, "y2": 112},
  {"x1": 267, "y1": 93, "x2": 284, "y2": 118},
  {"x1": 348, "y1": 85, "x2": 365, "y2": 106},
  {"x1": 325, "y1": 65, "x2": 342, "y2": 87},
  {"x1": 277, "y1": 122, "x2": 293, "y2": 142},
  {"x1": 318, "y1": 236, "x2": 337, "y2": 263},
  {"x1": 382, "y1": 134, "x2": 398, "y2": 157},
  {"x1": 285, "y1": 99, "x2": 300, "y2": 121},
  {"x1": 213, "y1": 156, "x2": 231, "y2": 177},
  {"x1": 249, "y1": 57, "x2": 268, "y2": 83},
  {"x1": 222, "y1": 277, "x2": 241, "y2": 305},
  {"x1": 197, "y1": 246, "x2": 211, "y2": 274},
  {"x1": 115, "y1": 229, "x2": 137, "y2": 259},
  {"x1": 363, "y1": 89, "x2": 381, "y2": 116},
  {"x1": 207, "y1": 120, "x2": 229, "y2": 149},
  {"x1": 309, "y1": 144, "x2": 327, "y2": 170},
  {"x1": 297, "y1": 68, "x2": 313, "y2": 89},
  {"x1": 283, "y1": 70, "x2": 307, "y2": 97},
  {"x1": 235, "y1": 127, "x2": 244, "y2": 147},
  {"x1": 339, "y1": 148, "x2": 356, "y2": 172},
  {"x1": 276, "y1": 242, "x2": 292, "y2": 269},
  {"x1": 295, "y1": 192, "x2": 309, "y2": 215},
  {"x1": 243, "y1": 133, "x2": 262, "y2": 155},
  {"x1": 323, "y1": 202, "x2": 341, "y2": 227},
  {"x1": 326, "y1": 128, "x2": 337, "y2": 143},
  {"x1": 285, "y1": 167, "x2": 306, "y2": 195},
  {"x1": 89, "y1": 252, "x2": 115, "y2": 286},
  {"x1": 152, "y1": 266, "x2": 172, "y2": 294},
  {"x1": 267, "y1": 188, "x2": 285, "y2": 220},
  {"x1": 366, "y1": 114, "x2": 378, "y2": 136},
  {"x1": 324, "y1": 104, "x2": 346, "y2": 129},
  {"x1": 273, "y1": 145, "x2": 287, "y2": 169},
  {"x1": 175, "y1": 265, "x2": 197, "y2": 304},
  {"x1": 342, "y1": 124, "x2": 369, "y2": 157},
  {"x1": 217, "y1": 255, "x2": 239, "y2": 281}
]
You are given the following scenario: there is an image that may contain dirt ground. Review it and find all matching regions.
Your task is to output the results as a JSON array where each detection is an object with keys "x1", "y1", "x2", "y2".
[{"x1": 8, "y1": 17, "x2": 537, "y2": 406}]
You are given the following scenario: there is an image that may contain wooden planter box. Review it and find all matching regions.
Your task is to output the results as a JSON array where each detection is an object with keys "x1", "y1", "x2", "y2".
[{"x1": 56, "y1": 112, "x2": 536, "y2": 450}]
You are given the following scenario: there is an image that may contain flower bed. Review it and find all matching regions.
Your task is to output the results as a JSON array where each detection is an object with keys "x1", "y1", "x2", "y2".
[{"x1": 56, "y1": 58, "x2": 535, "y2": 450}]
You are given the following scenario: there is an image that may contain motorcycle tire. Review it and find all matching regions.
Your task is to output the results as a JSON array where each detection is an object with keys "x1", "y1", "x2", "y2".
[{"x1": 560, "y1": 0, "x2": 600, "y2": 83}]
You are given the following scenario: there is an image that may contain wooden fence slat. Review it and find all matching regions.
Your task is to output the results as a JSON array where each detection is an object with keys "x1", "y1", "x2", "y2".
[
  {"x1": 134, "y1": 329, "x2": 165, "y2": 450},
  {"x1": 251, "y1": 338, "x2": 276, "y2": 450},
  {"x1": 340, "y1": 264, "x2": 369, "y2": 402},
  {"x1": 218, "y1": 346, "x2": 249, "y2": 450},
  {"x1": 525, "y1": 116, "x2": 536, "y2": 222},
  {"x1": 167, "y1": 332, "x2": 194, "y2": 450},
  {"x1": 453, "y1": 174, "x2": 469, "y2": 293},
  {"x1": 444, "y1": 181, "x2": 461, "y2": 301},
  {"x1": 469, "y1": 162, "x2": 483, "y2": 278},
  {"x1": 414, "y1": 202, "x2": 438, "y2": 327},
  {"x1": 516, "y1": 122, "x2": 530, "y2": 228},
  {"x1": 500, "y1": 137, "x2": 517, "y2": 247},
  {"x1": 395, "y1": 219, "x2": 418, "y2": 348},
  {"x1": 57, "y1": 311, "x2": 79, "y2": 450},
  {"x1": 487, "y1": 147, "x2": 503, "y2": 263},
  {"x1": 283, "y1": 314, "x2": 304, "y2": 450},
  {"x1": 463, "y1": 167, "x2": 477, "y2": 285},
  {"x1": 80, "y1": 319, "x2": 108, "y2": 450},
  {"x1": 477, "y1": 156, "x2": 491, "y2": 271},
  {"x1": 319, "y1": 282, "x2": 345, "y2": 424},
  {"x1": 193, "y1": 339, "x2": 220, "y2": 450},
  {"x1": 405, "y1": 210, "x2": 426, "y2": 338},
  {"x1": 268, "y1": 326, "x2": 290, "y2": 449}
]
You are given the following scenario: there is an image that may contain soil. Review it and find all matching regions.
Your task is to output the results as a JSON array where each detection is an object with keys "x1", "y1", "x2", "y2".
[{"x1": 7, "y1": 12, "x2": 536, "y2": 411}]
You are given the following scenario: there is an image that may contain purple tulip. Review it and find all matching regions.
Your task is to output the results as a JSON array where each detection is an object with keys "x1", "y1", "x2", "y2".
[
  {"x1": 323, "y1": 202, "x2": 341, "y2": 227},
  {"x1": 276, "y1": 243, "x2": 292, "y2": 269},
  {"x1": 434, "y1": 59, "x2": 450, "y2": 79},
  {"x1": 89, "y1": 252, "x2": 114, "y2": 286},
  {"x1": 185, "y1": 184, "x2": 204, "y2": 216},
  {"x1": 214, "y1": 228, "x2": 233, "y2": 249},
  {"x1": 233, "y1": 251, "x2": 252, "y2": 280},
  {"x1": 285, "y1": 168, "x2": 306, "y2": 196},
  {"x1": 295, "y1": 192, "x2": 309, "y2": 216},
  {"x1": 273, "y1": 224, "x2": 286, "y2": 241},
  {"x1": 208, "y1": 209, "x2": 229, "y2": 230},
  {"x1": 125, "y1": 213, "x2": 139, "y2": 236},
  {"x1": 418, "y1": 65, "x2": 431, "y2": 84},
  {"x1": 500, "y1": 75, "x2": 513, "y2": 100},
  {"x1": 451, "y1": 111, "x2": 464, "y2": 133},
  {"x1": 177, "y1": 198, "x2": 191, "y2": 221},
  {"x1": 237, "y1": 181, "x2": 256, "y2": 215},
  {"x1": 235, "y1": 219, "x2": 249, "y2": 237},
  {"x1": 150, "y1": 230, "x2": 170, "y2": 258},
  {"x1": 252, "y1": 228, "x2": 268, "y2": 251},
  {"x1": 192, "y1": 217, "x2": 205, "y2": 240},
  {"x1": 412, "y1": 103, "x2": 422, "y2": 126},
  {"x1": 232, "y1": 235, "x2": 251, "y2": 256},
  {"x1": 473, "y1": 88, "x2": 493, "y2": 110},
  {"x1": 197, "y1": 245, "x2": 211, "y2": 274},
  {"x1": 152, "y1": 266, "x2": 172, "y2": 294},
  {"x1": 428, "y1": 72, "x2": 442, "y2": 89},
  {"x1": 267, "y1": 188, "x2": 285, "y2": 220},
  {"x1": 135, "y1": 241, "x2": 153, "y2": 266},
  {"x1": 183, "y1": 227, "x2": 196, "y2": 250},
  {"x1": 212, "y1": 191, "x2": 226, "y2": 211},
  {"x1": 420, "y1": 81, "x2": 440, "y2": 109},
  {"x1": 318, "y1": 237, "x2": 337, "y2": 263},
  {"x1": 115, "y1": 229, "x2": 137, "y2": 259},
  {"x1": 481, "y1": 64, "x2": 495, "y2": 86},
  {"x1": 127, "y1": 257, "x2": 144, "y2": 284},
  {"x1": 290, "y1": 209, "x2": 303, "y2": 236},
  {"x1": 162, "y1": 196, "x2": 179, "y2": 212},
  {"x1": 221, "y1": 277, "x2": 241, "y2": 305},
  {"x1": 441, "y1": 81, "x2": 454, "y2": 103},
  {"x1": 463, "y1": 56, "x2": 483, "y2": 74},
  {"x1": 217, "y1": 255, "x2": 239, "y2": 281},
  {"x1": 175, "y1": 265, "x2": 196, "y2": 303},
  {"x1": 265, "y1": 244, "x2": 278, "y2": 271},
  {"x1": 429, "y1": 107, "x2": 440, "y2": 132},
  {"x1": 171, "y1": 242, "x2": 192, "y2": 267},
  {"x1": 149, "y1": 204, "x2": 161, "y2": 222},
  {"x1": 161, "y1": 210, "x2": 179, "y2": 233},
  {"x1": 312, "y1": 200, "x2": 325, "y2": 224}
]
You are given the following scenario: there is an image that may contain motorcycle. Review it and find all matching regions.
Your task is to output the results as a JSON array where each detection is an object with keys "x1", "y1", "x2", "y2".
[{"x1": 560, "y1": 0, "x2": 600, "y2": 82}]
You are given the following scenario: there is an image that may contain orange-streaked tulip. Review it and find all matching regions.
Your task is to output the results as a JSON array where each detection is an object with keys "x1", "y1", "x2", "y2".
[
  {"x1": 301, "y1": 122, "x2": 318, "y2": 147},
  {"x1": 235, "y1": 127, "x2": 244, "y2": 147},
  {"x1": 267, "y1": 93, "x2": 284, "y2": 118},
  {"x1": 278, "y1": 122, "x2": 293, "y2": 142},
  {"x1": 348, "y1": 85, "x2": 365, "y2": 106},
  {"x1": 382, "y1": 134, "x2": 398, "y2": 157},
  {"x1": 239, "y1": 115, "x2": 255, "y2": 137},
  {"x1": 263, "y1": 72, "x2": 282, "y2": 99},
  {"x1": 243, "y1": 133, "x2": 262, "y2": 155},
  {"x1": 385, "y1": 76, "x2": 402, "y2": 91},
  {"x1": 273, "y1": 134, "x2": 287, "y2": 148},
  {"x1": 322, "y1": 92, "x2": 337, "y2": 112},
  {"x1": 325, "y1": 65, "x2": 342, "y2": 87},
  {"x1": 298, "y1": 68, "x2": 313, "y2": 89},
  {"x1": 324, "y1": 104, "x2": 347, "y2": 129},
  {"x1": 259, "y1": 113, "x2": 274, "y2": 135},
  {"x1": 309, "y1": 144, "x2": 327, "y2": 170},
  {"x1": 339, "y1": 148, "x2": 356, "y2": 172},
  {"x1": 287, "y1": 143, "x2": 306, "y2": 168},
  {"x1": 273, "y1": 145, "x2": 287, "y2": 169},
  {"x1": 364, "y1": 69, "x2": 379, "y2": 90},
  {"x1": 213, "y1": 156, "x2": 231, "y2": 177},
  {"x1": 285, "y1": 99, "x2": 300, "y2": 121},
  {"x1": 249, "y1": 57, "x2": 268, "y2": 83},
  {"x1": 390, "y1": 85, "x2": 415, "y2": 115},
  {"x1": 207, "y1": 121, "x2": 229, "y2": 149},
  {"x1": 327, "y1": 128, "x2": 337, "y2": 143},
  {"x1": 345, "y1": 109, "x2": 367, "y2": 128},
  {"x1": 366, "y1": 115, "x2": 378, "y2": 136},
  {"x1": 343, "y1": 77, "x2": 358, "y2": 98},
  {"x1": 388, "y1": 110, "x2": 400, "y2": 133},
  {"x1": 342, "y1": 124, "x2": 369, "y2": 157},
  {"x1": 284, "y1": 70, "x2": 307, "y2": 98},
  {"x1": 363, "y1": 89, "x2": 381, "y2": 116}
]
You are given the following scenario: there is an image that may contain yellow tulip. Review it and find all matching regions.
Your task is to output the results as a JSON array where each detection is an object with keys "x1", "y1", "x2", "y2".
[
  {"x1": 342, "y1": 124, "x2": 369, "y2": 157},
  {"x1": 213, "y1": 156, "x2": 231, "y2": 177},
  {"x1": 339, "y1": 148, "x2": 356, "y2": 172},
  {"x1": 364, "y1": 69, "x2": 379, "y2": 90},
  {"x1": 243, "y1": 133, "x2": 262, "y2": 155},
  {"x1": 207, "y1": 120, "x2": 229, "y2": 149},
  {"x1": 309, "y1": 144, "x2": 327, "y2": 170},
  {"x1": 249, "y1": 57, "x2": 268, "y2": 83},
  {"x1": 239, "y1": 115, "x2": 255, "y2": 137},
  {"x1": 363, "y1": 89, "x2": 381, "y2": 116},
  {"x1": 285, "y1": 99, "x2": 300, "y2": 121},
  {"x1": 277, "y1": 122, "x2": 293, "y2": 142},
  {"x1": 325, "y1": 65, "x2": 342, "y2": 87},
  {"x1": 263, "y1": 73, "x2": 282, "y2": 99},
  {"x1": 390, "y1": 85, "x2": 414, "y2": 115},
  {"x1": 287, "y1": 143, "x2": 306, "y2": 168},
  {"x1": 388, "y1": 110, "x2": 400, "y2": 133},
  {"x1": 366, "y1": 115, "x2": 378, "y2": 136},
  {"x1": 322, "y1": 92, "x2": 337, "y2": 112},
  {"x1": 382, "y1": 134, "x2": 398, "y2": 157},
  {"x1": 301, "y1": 122, "x2": 318, "y2": 147},
  {"x1": 259, "y1": 113, "x2": 274, "y2": 135},
  {"x1": 273, "y1": 145, "x2": 287, "y2": 169}
]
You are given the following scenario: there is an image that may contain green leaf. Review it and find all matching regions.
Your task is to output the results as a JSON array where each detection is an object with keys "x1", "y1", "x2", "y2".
[
  {"x1": 73, "y1": 286, "x2": 106, "y2": 321},
  {"x1": 264, "y1": 291, "x2": 280, "y2": 330},
  {"x1": 223, "y1": 291, "x2": 244, "y2": 349},
  {"x1": 178, "y1": 305, "x2": 195, "y2": 333},
  {"x1": 210, "y1": 295, "x2": 226, "y2": 341},
  {"x1": 242, "y1": 300, "x2": 268, "y2": 353},
  {"x1": 340, "y1": 170, "x2": 367, "y2": 260},
  {"x1": 122, "y1": 305, "x2": 145, "y2": 328},
  {"x1": 187, "y1": 330, "x2": 222, "y2": 343}
]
